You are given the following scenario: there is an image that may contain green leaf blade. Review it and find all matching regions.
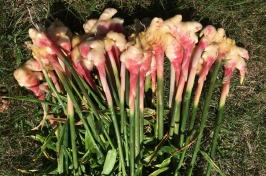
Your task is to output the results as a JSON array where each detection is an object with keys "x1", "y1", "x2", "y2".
[
  {"x1": 200, "y1": 150, "x2": 226, "y2": 176},
  {"x1": 102, "y1": 149, "x2": 117, "y2": 175}
]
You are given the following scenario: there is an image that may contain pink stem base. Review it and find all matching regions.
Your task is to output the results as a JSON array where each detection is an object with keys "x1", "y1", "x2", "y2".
[{"x1": 98, "y1": 64, "x2": 113, "y2": 106}]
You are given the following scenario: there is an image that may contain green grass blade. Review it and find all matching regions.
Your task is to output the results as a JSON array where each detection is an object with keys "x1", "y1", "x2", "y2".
[
  {"x1": 63, "y1": 120, "x2": 69, "y2": 174},
  {"x1": 86, "y1": 114, "x2": 109, "y2": 150},
  {"x1": 41, "y1": 127, "x2": 58, "y2": 152},
  {"x1": 57, "y1": 124, "x2": 67, "y2": 173},
  {"x1": 149, "y1": 167, "x2": 169, "y2": 176},
  {"x1": 58, "y1": 124, "x2": 65, "y2": 174},
  {"x1": 154, "y1": 157, "x2": 171, "y2": 168},
  {"x1": 31, "y1": 134, "x2": 51, "y2": 149},
  {"x1": 200, "y1": 150, "x2": 226, "y2": 176},
  {"x1": 3, "y1": 96, "x2": 57, "y2": 106}
]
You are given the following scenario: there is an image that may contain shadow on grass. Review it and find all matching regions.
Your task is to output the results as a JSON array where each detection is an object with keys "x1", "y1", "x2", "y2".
[{"x1": 47, "y1": 0, "x2": 219, "y2": 33}]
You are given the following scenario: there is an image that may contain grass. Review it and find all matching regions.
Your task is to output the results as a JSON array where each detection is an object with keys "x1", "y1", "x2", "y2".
[{"x1": 0, "y1": 0, "x2": 265, "y2": 175}]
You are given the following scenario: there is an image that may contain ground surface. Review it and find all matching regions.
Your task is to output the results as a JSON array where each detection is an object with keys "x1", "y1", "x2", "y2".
[{"x1": 0, "y1": 0, "x2": 265, "y2": 175}]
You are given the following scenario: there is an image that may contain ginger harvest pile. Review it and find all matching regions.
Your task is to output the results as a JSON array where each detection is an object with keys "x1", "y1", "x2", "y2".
[{"x1": 13, "y1": 8, "x2": 249, "y2": 175}]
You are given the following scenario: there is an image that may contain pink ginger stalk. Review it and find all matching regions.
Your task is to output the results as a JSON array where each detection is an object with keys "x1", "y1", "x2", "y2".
[
  {"x1": 120, "y1": 35, "x2": 144, "y2": 111},
  {"x1": 194, "y1": 37, "x2": 238, "y2": 108},
  {"x1": 46, "y1": 21, "x2": 73, "y2": 77},
  {"x1": 144, "y1": 53, "x2": 157, "y2": 93},
  {"x1": 14, "y1": 59, "x2": 45, "y2": 96},
  {"x1": 27, "y1": 43, "x2": 51, "y2": 68},
  {"x1": 159, "y1": 15, "x2": 202, "y2": 107},
  {"x1": 29, "y1": 24, "x2": 73, "y2": 66},
  {"x1": 28, "y1": 45, "x2": 62, "y2": 94},
  {"x1": 83, "y1": 19, "x2": 98, "y2": 33},
  {"x1": 120, "y1": 35, "x2": 144, "y2": 175},
  {"x1": 84, "y1": 40, "x2": 113, "y2": 104},
  {"x1": 14, "y1": 59, "x2": 57, "y2": 127},
  {"x1": 198, "y1": 45, "x2": 219, "y2": 83},
  {"x1": 30, "y1": 30, "x2": 66, "y2": 78},
  {"x1": 216, "y1": 37, "x2": 236, "y2": 60},
  {"x1": 193, "y1": 37, "x2": 237, "y2": 116},
  {"x1": 138, "y1": 33, "x2": 153, "y2": 159},
  {"x1": 150, "y1": 54, "x2": 157, "y2": 92},
  {"x1": 139, "y1": 32, "x2": 153, "y2": 111},
  {"x1": 28, "y1": 28, "x2": 66, "y2": 93},
  {"x1": 193, "y1": 45, "x2": 219, "y2": 106},
  {"x1": 83, "y1": 8, "x2": 124, "y2": 37},
  {"x1": 28, "y1": 26, "x2": 84, "y2": 130},
  {"x1": 163, "y1": 15, "x2": 202, "y2": 81},
  {"x1": 83, "y1": 37, "x2": 127, "y2": 174},
  {"x1": 71, "y1": 42, "x2": 96, "y2": 89},
  {"x1": 145, "y1": 17, "x2": 164, "y2": 51},
  {"x1": 145, "y1": 17, "x2": 167, "y2": 140},
  {"x1": 176, "y1": 26, "x2": 225, "y2": 143},
  {"x1": 186, "y1": 37, "x2": 240, "y2": 175},
  {"x1": 44, "y1": 25, "x2": 74, "y2": 141},
  {"x1": 206, "y1": 44, "x2": 249, "y2": 175},
  {"x1": 193, "y1": 37, "x2": 238, "y2": 116},
  {"x1": 105, "y1": 31, "x2": 126, "y2": 69},
  {"x1": 120, "y1": 61, "x2": 126, "y2": 105},
  {"x1": 28, "y1": 28, "x2": 56, "y2": 57},
  {"x1": 164, "y1": 34, "x2": 184, "y2": 84},
  {"x1": 186, "y1": 26, "x2": 225, "y2": 93},
  {"x1": 71, "y1": 34, "x2": 83, "y2": 48},
  {"x1": 161, "y1": 16, "x2": 202, "y2": 140},
  {"x1": 47, "y1": 21, "x2": 73, "y2": 54},
  {"x1": 223, "y1": 45, "x2": 249, "y2": 85},
  {"x1": 164, "y1": 35, "x2": 184, "y2": 105},
  {"x1": 29, "y1": 28, "x2": 51, "y2": 47},
  {"x1": 104, "y1": 31, "x2": 127, "y2": 96},
  {"x1": 28, "y1": 28, "x2": 65, "y2": 70},
  {"x1": 144, "y1": 18, "x2": 164, "y2": 93},
  {"x1": 28, "y1": 27, "x2": 82, "y2": 169},
  {"x1": 176, "y1": 42, "x2": 218, "y2": 166},
  {"x1": 144, "y1": 17, "x2": 164, "y2": 89}
]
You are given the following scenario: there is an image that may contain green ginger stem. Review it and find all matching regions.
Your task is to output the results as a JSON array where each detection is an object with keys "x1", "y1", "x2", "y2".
[{"x1": 187, "y1": 59, "x2": 222, "y2": 176}]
